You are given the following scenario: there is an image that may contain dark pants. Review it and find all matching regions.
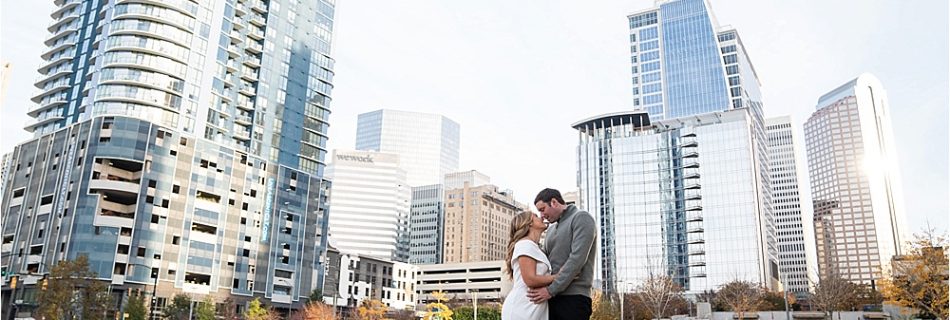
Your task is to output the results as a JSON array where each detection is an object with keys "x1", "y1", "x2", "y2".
[{"x1": 549, "y1": 294, "x2": 592, "y2": 320}]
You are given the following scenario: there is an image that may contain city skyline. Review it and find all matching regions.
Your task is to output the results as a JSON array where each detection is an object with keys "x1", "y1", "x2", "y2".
[{"x1": 2, "y1": 0, "x2": 947, "y2": 234}]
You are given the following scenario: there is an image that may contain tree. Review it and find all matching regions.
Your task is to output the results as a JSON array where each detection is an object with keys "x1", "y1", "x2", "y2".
[
  {"x1": 811, "y1": 273, "x2": 858, "y2": 319},
  {"x1": 164, "y1": 294, "x2": 192, "y2": 320},
  {"x1": 290, "y1": 301, "x2": 337, "y2": 320},
  {"x1": 881, "y1": 228, "x2": 949, "y2": 319},
  {"x1": 36, "y1": 255, "x2": 113, "y2": 320},
  {"x1": 196, "y1": 296, "x2": 216, "y2": 320},
  {"x1": 423, "y1": 291, "x2": 454, "y2": 320},
  {"x1": 125, "y1": 293, "x2": 149, "y2": 320},
  {"x1": 716, "y1": 280, "x2": 765, "y2": 319},
  {"x1": 309, "y1": 288, "x2": 324, "y2": 303},
  {"x1": 590, "y1": 290, "x2": 620, "y2": 320},
  {"x1": 635, "y1": 273, "x2": 685, "y2": 319},
  {"x1": 219, "y1": 297, "x2": 239, "y2": 320},
  {"x1": 245, "y1": 298, "x2": 273, "y2": 320},
  {"x1": 697, "y1": 289, "x2": 728, "y2": 312},
  {"x1": 761, "y1": 290, "x2": 797, "y2": 311},
  {"x1": 357, "y1": 299, "x2": 387, "y2": 320}
]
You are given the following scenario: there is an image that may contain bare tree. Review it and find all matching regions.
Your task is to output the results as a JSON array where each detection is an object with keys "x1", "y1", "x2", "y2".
[
  {"x1": 715, "y1": 280, "x2": 765, "y2": 320},
  {"x1": 635, "y1": 271, "x2": 685, "y2": 319},
  {"x1": 810, "y1": 273, "x2": 858, "y2": 320}
]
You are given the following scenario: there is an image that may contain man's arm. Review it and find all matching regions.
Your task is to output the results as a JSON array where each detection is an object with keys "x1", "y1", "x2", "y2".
[{"x1": 546, "y1": 212, "x2": 595, "y2": 295}]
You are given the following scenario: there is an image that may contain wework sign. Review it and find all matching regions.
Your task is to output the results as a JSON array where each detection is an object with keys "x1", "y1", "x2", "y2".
[{"x1": 336, "y1": 154, "x2": 374, "y2": 163}]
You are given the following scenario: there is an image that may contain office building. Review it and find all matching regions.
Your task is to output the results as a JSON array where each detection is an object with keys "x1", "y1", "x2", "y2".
[
  {"x1": 323, "y1": 245, "x2": 417, "y2": 311},
  {"x1": 326, "y1": 150, "x2": 411, "y2": 262},
  {"x1": 1, "y1": 0, "x2": 337, "y2": 315},
  {"x1": 766, "y1": 116, "x2": 818, "y2": 298},
  {"x1": 409, "y1": 184, "x2": 444, "y2": 265},
  {"x1": 442, "y1": 183, "x2": 524, "y2": 263},
  {"x1": 355, "y1": 109, "x2": 460, "y2": 186},
  {"x1": 574, "y1": 110, "x2": 778, "y2": 295},
  {"x1": 804, "y1": 73, "x2": 908, "y2": 284},
  {"x1": 444, "y1": 170, "x2": 490, "y2": 190}
]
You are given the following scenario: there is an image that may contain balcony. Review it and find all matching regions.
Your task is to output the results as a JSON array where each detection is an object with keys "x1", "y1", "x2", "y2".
[
  {"x1": 235, "y1": 115, "x2": 253, "y2": 125},
  {"x1": 226, "y1": 44, "x2": 242, "y2": 58},
  {"x1": 234, "y1": 129, "x2": 251, "y2": 140},
  {"x1": 44, "y1": 26, "x2": 78, "y2": 46},
  {"x1": 250, "y1": 0, "x2": 267, "y2": 13},
  {"x1": 225, "y1": 59, "x2": 239, "y2": 72},
  {"x1": 686, "y1": 226, "x2": 704, "y2": 233},
  {"x1": 41, "y1": 39, "x2": 77, "y2": 60},
  {"x1": 685, "y1": 204, "x2": 702, "y2": 211},
  {"x1": 688, "y1": 258, "x2": 706, "y2": 267},
  {"x1": 234, "y1": 3, "x2": 247, "y2": 15},
  {"x1": 247, "y1": 27, "x2": 264, "y2": 40},
  {"x1": 27, "y1": 96, "x2": 68, "y2": 117},
  {"x1": 249, "y1": 16, "x2": 265, "y2": 27},
  {"x1": 51, "y1": 0, "x2": 82, "y2": 19},
  {"x1": 686, "y1": 213, "x2": 703, "y2": 222},
  {"x1": 47, "y1": 12, "x2": 79, "y2": 32},
  {"x1": 229, "y1": 30, "x2": 244, "y2": 44},
  {"x1": 684, "y1": 183, "x2": 701, "y2": 190},
  {"x1": 245, "y1": 41, "x2": 263, "y2": 54},
  {"x1": 682, "y1": 151, "x2": 699, "y2": 158},
  {"x1": 243, "y1": 56, "x2": 261, "y2": 68},
  {"x1": 240, "y1": 70, "x2": 258, "y2": 82},
  {"x1": 679, "y1": 139, "x2": 698, "y2": 148}
]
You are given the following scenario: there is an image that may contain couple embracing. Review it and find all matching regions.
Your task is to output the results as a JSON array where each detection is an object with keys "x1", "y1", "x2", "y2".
[{"x1": 501, "y1": 188, "x2": 597, "y2": 320}]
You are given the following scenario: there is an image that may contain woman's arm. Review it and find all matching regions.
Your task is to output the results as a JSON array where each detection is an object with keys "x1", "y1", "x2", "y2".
[{"x1": 518, "y1": 256, "x2": 556, "y2": 288}]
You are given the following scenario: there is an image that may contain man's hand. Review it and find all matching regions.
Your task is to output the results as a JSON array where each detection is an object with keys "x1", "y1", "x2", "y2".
[{"x1": 526, "y1": 287, "x2": 552, "y2": 304}]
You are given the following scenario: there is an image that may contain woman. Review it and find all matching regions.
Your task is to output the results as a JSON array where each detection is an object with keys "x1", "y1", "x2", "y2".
[{"x1": 501, "y1": 211, "x2": 556, "y2": 320}]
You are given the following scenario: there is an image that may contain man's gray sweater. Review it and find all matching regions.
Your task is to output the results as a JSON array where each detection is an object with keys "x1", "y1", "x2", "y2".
[{"x1": 543, "y1": 204, "x2": 597, "y2": 297}]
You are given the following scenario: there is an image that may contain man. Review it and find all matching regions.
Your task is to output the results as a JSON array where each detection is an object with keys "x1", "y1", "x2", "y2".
[{"x1": 528, "y1": 188, "x2": 597, "y2": 320}]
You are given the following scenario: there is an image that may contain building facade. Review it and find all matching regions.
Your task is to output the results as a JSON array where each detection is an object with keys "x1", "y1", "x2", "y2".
[
  {"x1": 574, "y1": 110, "x2": 778, "y2": 296},
  {"x1": 804, "y1": 74, "x2": 908, "y2": 285},
  {"x1": 444, "y1": 170, "x2": 490, "y2": 190},
  {"x1": 415, "y1": 260, "x2": 512, "y2": 305},
  {"x1": 766, "y1": 116, "x2": 818, "y2": 298},
  {"x1": 409, "y1": 184, "x2": 444, "y2": 265},
  {"x1": 2, "y1": 0, "x2": 336, "y2": 315},
  {"x1": 323, "y1": 245, "x2": 417, "y2": 311},
  {"x1": 628, "y1": 0, "x2": 765, "y2": 122},
  {"x1": 442, "y1": 184, "x2": 524, "y2": 263},
  {"x1": 326, "y1": 150, "x2": 411, "y2": 262},
  {"x1": 355, "y1": 109, "x2": 460, "y2": 187}
]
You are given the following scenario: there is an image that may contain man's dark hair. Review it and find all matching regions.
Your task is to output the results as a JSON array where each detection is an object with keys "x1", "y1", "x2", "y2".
[{"x1": 534, "y1": 188, "x2": 565, "y2": 205}]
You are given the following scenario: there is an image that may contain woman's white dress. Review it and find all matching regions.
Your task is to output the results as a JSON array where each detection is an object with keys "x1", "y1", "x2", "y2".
[{"x1": 501, "y1": 239, "x2": 551, "y2": 320}]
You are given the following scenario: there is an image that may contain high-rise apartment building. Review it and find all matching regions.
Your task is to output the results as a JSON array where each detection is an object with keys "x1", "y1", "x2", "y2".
[
  {"x1": 574, "y1": 110, "x2": 778, "y2": 295},
  {"x1": 442, "y1": 183, "x2": 524, "y2": 263},
  {"x1": 804, "y1": 73, "x2": 908, "y2": 285},
  {"x1": 1, "y1": 0, "x2": 337, "y2": 314},
  {"x1": 766, "y1": 116, "x2": 818, "y2": 298},
  {"x1": 409, "y1": 184, "x2": 444, "y2": 265},
  {"x1": 355, "y1": 109, "x2": 460, "y2": 187},
  {"x1": 326, "y1": 150, "x2": 411, "y2": 262}
]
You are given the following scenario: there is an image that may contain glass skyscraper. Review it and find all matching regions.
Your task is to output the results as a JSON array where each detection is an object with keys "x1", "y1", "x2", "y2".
[
  {"x1": 766, "y1": 116, "x2": 819, "y2": 298},
  {"x1": 574, "y1": 110, "x2": 779, "y2": 296},
  {"x1": 805, "y1": 73, "x2": 908, "y2": 285},
  {"x1": 2, "y1": 0, "x2": 336, "y2": 315},
  {"x1": 408, "y1": 184, "x2": 444, "y2": 265},
  {"x1": 576, "y1": 0, "x2": 780, "y2": 296},
  {"x1": 629, "y1": 0, "x2": 765, "y2": 121},
  {"x1": 355, "y1": 109, "x2": 460, "y2": 187}
]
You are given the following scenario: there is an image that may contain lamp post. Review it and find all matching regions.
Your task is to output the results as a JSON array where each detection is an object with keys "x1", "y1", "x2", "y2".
[{"x1": 128, "y1": 262, "x2": 159, "y2": 320}]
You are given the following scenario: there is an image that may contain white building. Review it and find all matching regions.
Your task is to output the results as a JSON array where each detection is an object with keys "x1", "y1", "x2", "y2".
[
  {"x1": 323, "y1": 245, "x2": 418, "y2": 311},
  {"x1": 415, "y1": 260, "x2": 512, "y2": 305},
  {"x1": 327, "y1": 150, "x2": 411, "y2": 262},
  {"x1": 444, "y1": 170, "x2": 490, "y2": 190},
  {"x1": 355, "y1": 109, "x2": 460, "y2": 187},
  {"x1": 804, "y1": 73, "x2": 909, "y2": 284},
  {"x1": 766, "y1": 116, "x2": 819, "y2": 298}
]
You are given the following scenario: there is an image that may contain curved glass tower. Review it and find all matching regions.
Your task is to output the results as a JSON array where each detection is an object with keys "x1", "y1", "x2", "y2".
[{"x1": 3, "y1": 0, "x2": 337, "y2": 315}]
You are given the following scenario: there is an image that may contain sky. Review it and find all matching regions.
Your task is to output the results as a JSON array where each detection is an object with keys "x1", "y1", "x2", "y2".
[{"x1": 1, "y1": 1, "x2": 947, "y2": 233}]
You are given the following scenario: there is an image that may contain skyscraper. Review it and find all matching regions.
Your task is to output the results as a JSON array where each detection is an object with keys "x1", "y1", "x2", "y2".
[
  {"x1": 766, "y1": 116, "x2": 818, "y2": 298},
  {"x1": 628, "y1": 0, "x2": 765, "y2": 121},
  {"x1": 574, "y1": 110, "x2": 778, "y2": 295},
  {"x1": 355, "y1": 109, "x2": 460, "y2": 187},
  {"x1": 804, "y1": 73, "x2": 908, "y2": 285},
  {"x1": 577, "y1": 0, "x2": 779, "y2": 296},
  {"x1": 409, "y1": 184, "x2": 444, "y2": 265},
  {"x1": 326, "y1": 150, "x2": 411, "y2": 262},
  {"x1": 2, "y1": 0, "x2": 336, "y2": 314}
]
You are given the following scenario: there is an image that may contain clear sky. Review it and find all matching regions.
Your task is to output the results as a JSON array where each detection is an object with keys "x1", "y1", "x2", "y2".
[{"x1": 2, "y1": 1, "x2": 947, "y2": 233}]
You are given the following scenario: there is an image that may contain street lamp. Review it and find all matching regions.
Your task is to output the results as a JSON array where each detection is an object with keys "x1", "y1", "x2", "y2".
[{"x1": 127, "y1": 262, "x2": 159, "y2": 320}]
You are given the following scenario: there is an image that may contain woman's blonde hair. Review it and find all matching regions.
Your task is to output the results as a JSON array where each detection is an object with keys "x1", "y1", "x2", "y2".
[{"x1": 504, "y1": 211, "x2": 537, "y2": 278}]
